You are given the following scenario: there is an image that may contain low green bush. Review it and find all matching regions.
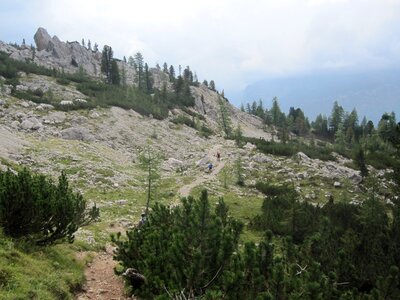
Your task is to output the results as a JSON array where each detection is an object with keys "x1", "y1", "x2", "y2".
[
  {"x1": 56, "y1": 77, "x2": 70, "y2": 85},
  {"x1": 198, "y1": 124, "x2": 214, "y2": 138},
  {"x1": 11, "y1": 89, "x2": 50, "y2": 104},
  {"x1": 112, "y1": 190, "x2": 244, "y2": 299},
  {"x1": 171, "y1": 114, "x2": 195, "y2": 128},
  {"x1": 0, "y1": 51, "x2": 52, "y2": 78},
  {"x1": 0, "y1": 168, "x2": 99, "y2": 245}
]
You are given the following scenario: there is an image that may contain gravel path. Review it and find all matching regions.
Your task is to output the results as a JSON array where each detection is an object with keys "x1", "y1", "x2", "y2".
[
  {"x1": 178, "y1": 144, "x2": 225, "y2": 197},
  {"x1": 75, "y1": 244, "x2": 133, "y2": 300}
]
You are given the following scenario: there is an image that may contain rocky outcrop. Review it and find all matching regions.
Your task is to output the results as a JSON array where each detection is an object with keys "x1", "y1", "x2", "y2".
[
  {"x1": 43, "y1": 111, "x2": 66, "y2": 124},
  {"x1": 33, "y1": 27, "x2": 103, "y2": 76},
  {"x1": 20, "y1": 117, "x2": 42, "y2": 130},
  {"x1": 61, "y1": 127, "x2": 94, "y2": 141},
  {"x1": 34, "y1": 27, "x2": 52, "y2": 51},
  {"x1": 0, "y1": 28, "x2": 137, "y2": 81},
  {"x1": 162, "y1": 157, "x2": 185, "y2": 171}
]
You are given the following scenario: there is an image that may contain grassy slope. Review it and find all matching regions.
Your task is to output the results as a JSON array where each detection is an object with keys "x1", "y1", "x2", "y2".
[{"x1": 0, "y1": 231, "x2": 91, "y2": 300}]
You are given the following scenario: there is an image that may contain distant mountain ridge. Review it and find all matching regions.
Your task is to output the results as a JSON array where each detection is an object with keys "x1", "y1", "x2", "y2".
[{"x1": 241, "y1": 69, "x2": 400, "y2": 124}]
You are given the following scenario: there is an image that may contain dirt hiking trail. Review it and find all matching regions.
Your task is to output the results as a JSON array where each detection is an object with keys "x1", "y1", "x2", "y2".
[
  {"x1": 75, "y1": 244, "x2": 133, "y2": 300},
  {"x1": 178, "y1": 144, "x2": 225, "y2": 197}
]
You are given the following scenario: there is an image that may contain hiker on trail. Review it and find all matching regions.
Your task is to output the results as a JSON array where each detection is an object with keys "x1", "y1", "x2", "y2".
[
  {"x1": 217, "y1": 151, "x2": 221, "y2": 161},
  {"x1": 208, "y1": 163, "x2": 213, "y2": 173},
  {"x1": 138, "y1": 213, "x2": 146, "y2": 226}
]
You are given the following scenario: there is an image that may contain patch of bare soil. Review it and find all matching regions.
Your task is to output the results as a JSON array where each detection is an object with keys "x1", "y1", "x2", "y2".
[{"x1": 75, "y1": 244, "x2": 133, "y2": 300}]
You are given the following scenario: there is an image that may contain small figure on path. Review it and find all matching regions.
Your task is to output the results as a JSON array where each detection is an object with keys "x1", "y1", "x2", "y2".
[
  {"x1": 208, "y1": 163, "x2": 213, "y2": 173},
  {"x1": 217, "y1": 151, "x2": 221, "y2": 161},
  {"x1": 138, "y1": 213, "x2": 146, "y2": 226}
]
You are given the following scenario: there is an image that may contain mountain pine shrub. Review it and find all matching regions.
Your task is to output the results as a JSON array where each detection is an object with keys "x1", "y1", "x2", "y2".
[
  {"x1": 112, "y1": 190, "x2": 244, "y2": 298},
  {"x1": 0, "y1": 168, "x2": 99, "y2": 245}
]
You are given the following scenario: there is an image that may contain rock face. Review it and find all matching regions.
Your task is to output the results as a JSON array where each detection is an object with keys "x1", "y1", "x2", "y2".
[
  {"x1": 34, "y1": 27, "x2": 52, "y2": 51},
  {"x1": 0, "y1": 28, "x2": 135, "y2": 84},
  {"x1": 34, "y1": 27, "x2": 103, "y2": 76}
]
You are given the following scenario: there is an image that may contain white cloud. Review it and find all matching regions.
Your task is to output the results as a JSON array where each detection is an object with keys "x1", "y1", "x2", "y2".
[{"x1": 1, "y1": 0, "x2": 400, "y2": 99}]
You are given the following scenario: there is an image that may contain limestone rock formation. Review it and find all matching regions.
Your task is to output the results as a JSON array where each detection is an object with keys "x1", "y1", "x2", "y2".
[
  {"x1": 0, "y1": 27, "x2": 137, "y2": 82},
  {"x1": 34, "y1": 27, "x2": 52, "y2": 51}
]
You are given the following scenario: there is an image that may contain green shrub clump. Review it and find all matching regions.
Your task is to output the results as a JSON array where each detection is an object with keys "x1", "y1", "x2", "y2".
[
  {"x1": 0, "y1": 168, "x2": 99, "y2": 245},
  {"x1": 171, "y1": 114, "x2": 196, "y2": 128},
  {"x1": 112, "y1": 190, "x2": 244, "y2": 299}
]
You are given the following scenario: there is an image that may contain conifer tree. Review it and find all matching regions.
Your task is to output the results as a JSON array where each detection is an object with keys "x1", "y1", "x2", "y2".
[
  {"x1": 378, "y1": 112, "x2": 397, "y2": 142},
  {"x1": 329, "y1": 101, "x2": 344, "y2": 137},
  {"x1": 100, "y1": 45, "x2": 120, "y2": 85},
  {"x1": 354, "y1": 148, "x2": 368, "y2": 180},
  {"x1": 246, "y1": 103, "x2": 251, "y2": 114},
  {"x1": 270, "y1": 97, "x2": 284, "y2": 127},
  {"x1": 101, "y1": 45, "x2": 113, "y2": 84},
  {"x1": 144, "y1": 63, "x2": 153, "y2": 94},
  {"x1": 138, "y1": 145, "x2": 161, "y2": 216},
  {"x1": 112, "y1": 190, "x2": 243, "y2": 299},
  {"x1": 193, "y1": 72, "x2": 199, "y2": 86},
  {"x1": 162, "y1": 62, "x2": 168, "y2": 73},
  {"x1": 183, "y1": 66, "x2": 193, "y2": 83},
  {"x1": 234, "y1": 124, "x2": 244, "y2": 147},
  {"x1": 209, "y1": 80, "x2": 216, "y2": 91},
  {"x1": 0, "y1": 169, "x2": 99, "y2": 245},
  {"x1": 218, "y1": 96, "x2": 232, "y2": 138},
  {"x1": 128, "y1": 56, "x2": 135, "y2": 67},
  {"x1": 134, "y1": 52, "x2": 144, "y2": 90},
  {"x1": 168, "y1": 65, "x2": 175, "y2": 81},
  {"x1": 235, "y1": 155, "x2": 245, "y2": 186},
  {"x1": 312, "y1": 114, "x2": 329, "y2": 138},
  {"x1": 110, "y1": 60, "x2": 120, "y2": 85}
]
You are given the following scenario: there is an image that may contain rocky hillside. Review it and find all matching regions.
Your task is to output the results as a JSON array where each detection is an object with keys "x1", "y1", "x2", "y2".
[
  {"x1": 1, "y1": 28, "x2": 395, "y2": 300},
  {"x1": 0, "y1": 28, "x2": 387, "y2": 200}
]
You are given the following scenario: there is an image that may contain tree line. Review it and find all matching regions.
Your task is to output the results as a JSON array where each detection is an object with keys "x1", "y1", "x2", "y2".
[{"x1": 243, "y1": 97, "x2": 398, "y2": 170}]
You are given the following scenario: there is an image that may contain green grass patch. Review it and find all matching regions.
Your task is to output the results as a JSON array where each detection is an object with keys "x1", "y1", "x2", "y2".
[
  {"x1": 95, "y1": 168, "x2": 115, "y2": 178},
  {"x1": 0, "y1": 231, "x2": 86, "y2": 300}
]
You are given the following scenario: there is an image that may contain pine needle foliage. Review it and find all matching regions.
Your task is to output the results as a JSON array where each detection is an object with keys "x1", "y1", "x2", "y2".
[
  {"x1": 112, "y1": 190, "x2": 244, "y2": 299},
  {"x1": 0, "y1": 168, "x2": 99, "y2": 245}
]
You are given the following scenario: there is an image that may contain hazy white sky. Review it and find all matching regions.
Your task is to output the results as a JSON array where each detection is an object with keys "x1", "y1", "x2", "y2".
[{"x1": 1, "y1": 0, "x2": 400, "y2": 102}]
